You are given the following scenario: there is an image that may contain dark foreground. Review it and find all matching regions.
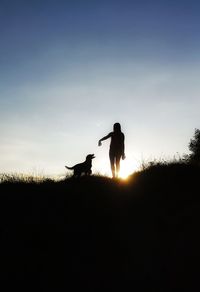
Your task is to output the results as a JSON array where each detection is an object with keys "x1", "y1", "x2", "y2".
[{"x1": 0, "y1": 163, "x2": 200, "y2": 291}]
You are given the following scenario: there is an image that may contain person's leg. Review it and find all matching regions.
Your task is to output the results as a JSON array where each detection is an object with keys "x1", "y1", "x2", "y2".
[
  {"x1": 109, "y1": 151, "x2": 116, "y2": 178},
  {"x1": 115, "y1": 154, "x2": 121, "y2": 178}
]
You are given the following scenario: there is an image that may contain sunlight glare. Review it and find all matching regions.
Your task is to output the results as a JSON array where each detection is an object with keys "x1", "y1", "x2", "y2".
[
  {"x1": 94, "y1": 153, "x2": 139, "y2": 179},
  {"x1": 119, "y1": 159, "x2": 138, "y2": 179}
]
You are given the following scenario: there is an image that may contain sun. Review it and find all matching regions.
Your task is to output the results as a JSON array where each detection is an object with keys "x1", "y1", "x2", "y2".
[
  {"x1": 119, "y1": 159, "x2": 138, "y2": 179},
  {"x1": 94, "y1": 154, "x2": 139, "y2": 179}
]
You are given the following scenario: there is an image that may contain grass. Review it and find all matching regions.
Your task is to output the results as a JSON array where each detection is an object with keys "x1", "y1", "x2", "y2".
[{"x1": 0, "y1": 162, "x2": 200, "y2": 291}]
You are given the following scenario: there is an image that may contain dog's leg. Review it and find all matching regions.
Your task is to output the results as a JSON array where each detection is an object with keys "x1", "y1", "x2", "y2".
[{"x1": 86, "y1": 170, "x2": 92, "y2": 176}]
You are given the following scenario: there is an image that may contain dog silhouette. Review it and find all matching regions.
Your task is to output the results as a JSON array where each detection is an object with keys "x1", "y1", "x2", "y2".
[{"x1": 65, "y1": 154, "x2": 95, "y2": 177}]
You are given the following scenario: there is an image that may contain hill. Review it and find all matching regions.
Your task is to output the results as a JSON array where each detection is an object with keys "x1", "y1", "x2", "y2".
[{"x1": 0, "y1": 163, "x2": 200, "y2": 291}]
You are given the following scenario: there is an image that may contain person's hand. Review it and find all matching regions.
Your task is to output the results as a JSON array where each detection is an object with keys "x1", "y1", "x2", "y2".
[
  {"x1": 98, "y1": 140, "x2": 102, "y2": 146},
  {"x1": 122, "y1": 153, "x2": 126, "y2": 160}
]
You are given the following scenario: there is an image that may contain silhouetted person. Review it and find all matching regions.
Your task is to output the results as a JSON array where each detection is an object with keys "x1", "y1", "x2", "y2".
[{"x1": 98, "y1": 123, "x2": 126, "y2": 178}]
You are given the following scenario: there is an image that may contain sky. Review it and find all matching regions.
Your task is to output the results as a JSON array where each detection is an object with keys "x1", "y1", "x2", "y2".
[{"x1": 1, "y1": 0, "x2": 200, "y2": 178}]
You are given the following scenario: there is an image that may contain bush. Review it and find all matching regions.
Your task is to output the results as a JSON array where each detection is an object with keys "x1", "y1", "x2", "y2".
[{"x1": 188, "y1": 128, "x2": 200, "y2": 164}]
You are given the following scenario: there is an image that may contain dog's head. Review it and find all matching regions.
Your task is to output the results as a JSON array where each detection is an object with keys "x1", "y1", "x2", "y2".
[{"x1": 86, "y1": 154, "x2": 95, "y2": 161}]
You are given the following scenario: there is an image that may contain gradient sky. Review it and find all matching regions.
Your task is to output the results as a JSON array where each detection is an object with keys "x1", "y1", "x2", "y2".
[{"x1": 1, "y1": 0, "x2": 200, "y2": 177}]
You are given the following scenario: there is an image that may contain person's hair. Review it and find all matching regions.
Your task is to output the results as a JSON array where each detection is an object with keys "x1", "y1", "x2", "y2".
[{"x1": 113, "y1": 123, "x2": 121, "y2": 132}]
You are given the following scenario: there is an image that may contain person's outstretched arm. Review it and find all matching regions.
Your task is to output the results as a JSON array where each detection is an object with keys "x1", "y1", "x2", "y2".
[{"x1": 98, "y1": 133, "x2": 112, "y2": 146}]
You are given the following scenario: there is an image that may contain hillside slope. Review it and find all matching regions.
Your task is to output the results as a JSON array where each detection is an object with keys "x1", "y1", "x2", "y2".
[{"x1": 0, "y1": 164, "x2": 200, "y2": 291}]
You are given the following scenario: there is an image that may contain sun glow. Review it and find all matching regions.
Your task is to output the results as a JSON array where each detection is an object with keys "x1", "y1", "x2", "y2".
[
  {"x1": 119, "y1": 159, "x2": 137, "y2": 179},
  {"x1": 94, "y1": 153, "x2": 139, "y2": 179}
]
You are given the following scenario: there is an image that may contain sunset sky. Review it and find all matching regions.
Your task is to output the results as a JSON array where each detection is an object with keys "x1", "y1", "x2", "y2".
[{"x1": 1, "y1": 0, "x2": 200, "y2": 177}]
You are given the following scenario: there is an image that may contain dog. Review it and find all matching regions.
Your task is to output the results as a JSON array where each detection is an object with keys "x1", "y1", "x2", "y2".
[{"x1": 65, "y1": 154, "x2": 95, "y2": 177}]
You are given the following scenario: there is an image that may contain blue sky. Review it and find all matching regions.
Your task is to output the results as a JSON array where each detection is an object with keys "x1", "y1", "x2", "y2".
[{"x1": 1, "y1": 0, "x2": 200, "y2": 177}]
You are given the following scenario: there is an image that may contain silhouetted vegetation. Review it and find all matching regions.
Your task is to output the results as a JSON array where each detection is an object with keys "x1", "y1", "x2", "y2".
[
  {"x1": 182, "y1": 128, "x2": 200, "y2": 165},
  {"x1": 188, "y1": 128, "x2": 200, "y2": 164},
  {"x1": 0, "y1": 162, "x2": 200, "y2": 291}
]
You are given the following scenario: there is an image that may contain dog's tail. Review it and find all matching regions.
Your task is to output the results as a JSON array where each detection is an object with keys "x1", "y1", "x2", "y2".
[{"x1": 65, "y1": 166, "x2": 74, "y2": 170}]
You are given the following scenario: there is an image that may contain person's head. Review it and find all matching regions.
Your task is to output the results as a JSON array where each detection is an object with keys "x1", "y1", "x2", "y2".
[{"x1": 113, "y1": 122, "x2": 121, "y2": 132}]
